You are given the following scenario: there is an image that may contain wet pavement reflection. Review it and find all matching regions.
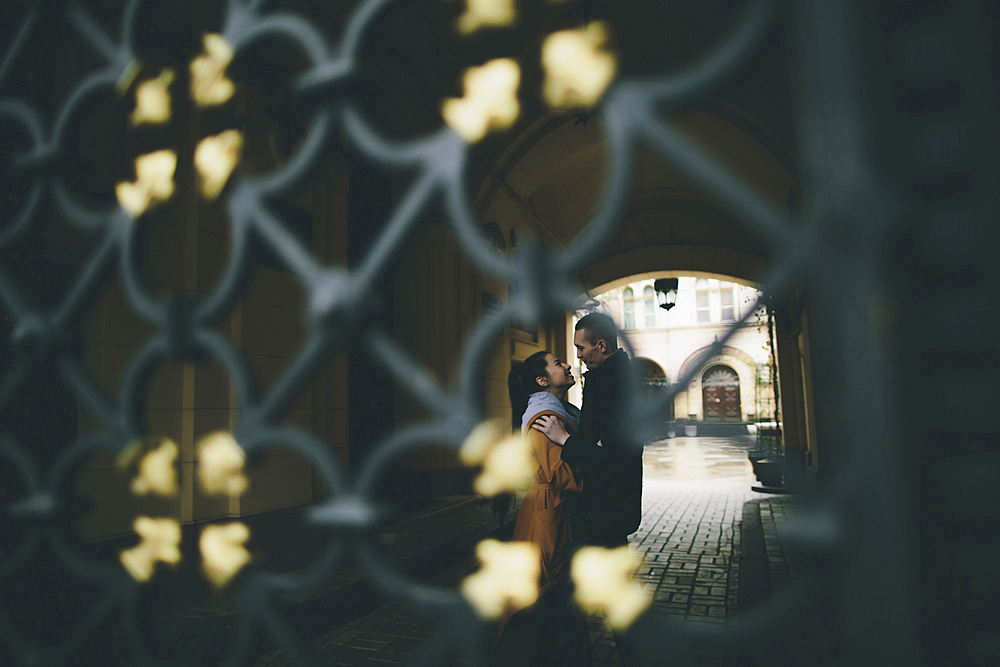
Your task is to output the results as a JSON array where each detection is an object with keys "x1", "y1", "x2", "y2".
[{"x1": 642, "y1": 435, "x2": 757, "y2": 492}]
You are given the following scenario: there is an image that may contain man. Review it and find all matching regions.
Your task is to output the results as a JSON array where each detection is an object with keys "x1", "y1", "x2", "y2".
[{"x1": 533, "y1": 311, "x2": 643, "y2": 665}]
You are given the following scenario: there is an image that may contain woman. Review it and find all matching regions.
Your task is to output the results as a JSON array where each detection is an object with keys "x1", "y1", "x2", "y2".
[{"x1": 495, "y1": 350, "x2": 583, "y2": 665}]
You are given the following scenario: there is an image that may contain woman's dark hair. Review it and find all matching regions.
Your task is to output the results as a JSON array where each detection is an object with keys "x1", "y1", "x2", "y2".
[{"x1": 507, "y1": 350, "x2": 550, "y2": 431}]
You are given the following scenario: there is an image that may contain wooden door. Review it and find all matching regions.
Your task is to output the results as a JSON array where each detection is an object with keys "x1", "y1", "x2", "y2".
[{"x1": 702, "y1": 366, "x2": 742, "y2": 421}]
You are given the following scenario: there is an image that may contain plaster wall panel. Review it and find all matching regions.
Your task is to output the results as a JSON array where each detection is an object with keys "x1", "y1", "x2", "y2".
[
  {"x1": 328, "y1": 358, "x2": 348, "y2": 408},
  {"x1": 145, "y1": 220, "x2": 187, "y2": 291},
  {"x1": 282, "y1": 409, "x2": 313, "y2": 432},
  {"x1": 246, "y1": 264, "x2": 305, "y2": 310},
  {"x1": 329, "y1": 407, "x2": 349, "y2": 457},
  {"x1": 734, "y1": 130, "x2": 792, "y2": 200},
  {"x1": 239, "y1": 298, "x2": 306, "y2": 358},
  {"x1": 246, "y1": 353, "x2": 311, "y2": 411},
  {"x1": 485, "y1": 377, "x2": 509, "y2": 417},
  {"x1": 192, "y1": 475, "x2": 232, "y2": 522},
  {"x1": 579, "y1": 259, "x2": 611, "y2": 292},
  {"x1": 712, "y1": 247, "x2": 746, "y2": 277},
  {"x1": 606, "y1": 253, "x2": 631, "y2": 287},
  {"x1": 101, "y1": 282, "x2": 154, "y2": 347},
  {"x1": 503, "y1": 165, "x2": 536, "y2": 200},
  {"x1": 641, "y1": 246, "x2": 670, "y2": 276},
  {"x1": 688, "y1": 381, "x2": 703, "y2": 419},
  {"x1": 310, "y1": 365, "x2": 329, "y2": 413},
  {"x1": 179, "y1": 456, "x2": 194, "y2": 523},
  {"x1": 196, "y1": 195, "x2": 229, "y2": 237},
  {"x1": 438, "y1": 263, "x2": 459, "y2": 324},
  {"x1": 331, "y1": 178, "x2": 351, "y2": 261},
  {"x1": 688, "y1": 246, "x2": 719, "y2": 277},
  {"x1": 241, "y1": 454, "x2": 313, "y2": 516},
  {"x1": 77, "y1": 409, "x2": 103, "y2": 440},
  {"x1": 670, "y1": 245, "x2": 695, "y2": 273},
  {"x1": 94, "y1": 342, "x2": 140, "y2": 398},
  {"x1": 682, "y1": 111, "x2": 743, "y2": 172},
  {"x1": 539, "y1": 127, "x2": 580, "y2": 170},
  {"x1": 192, "y1": 360, "x2": 233, "y2": 411},
  {"x1": 624, "y1": 248, "x2": 651, "y2": 276},
  {"x1": 632, "y1": 148, "x2": 685, "y2": 192},
  {"x1": 195, "y1": 228, "x2": 228, "y2": 294},
  {"x1": 517, "y1": 142, "x2": 556, "y2": 186},
  {"x1": 79, "y1": 449, "x2": 117, "y2": 473},
  {"x1": 146, "y1": 360, "x2": 185, "y2": 411},
  {"x1": 485, "y1": 338, "x2": 510, "y2": 383},
  {"x1": 74, "y1": 467, "x2": 180, "y2": 540},
  {"x1": 496, "y1": 192, "x2": 535, "y2": 232},
  {"x1": 191, "y1": 410, "x2": 235, "y2": 453},
  {"x1": 511, "y1": 338, "x2": 541, "y2": 362},
  {"x1": 743, "y1": 255, "x2": 767, "y2": 283},
  {"x1": 562, "y1": 185, "x2": 605, "y2": 232},
  {"x1": 674, "y1": 392, "x2": 688, "y2": 421},
  {"x1": 81, "y1": 341, "x2": 103, "y2": 384},
  {"x1": 146, "y1": 410, "x2": 184, "y2": 448},
  {"x1": 82, "y1": 291, "x2": 105, "y2": 344}
]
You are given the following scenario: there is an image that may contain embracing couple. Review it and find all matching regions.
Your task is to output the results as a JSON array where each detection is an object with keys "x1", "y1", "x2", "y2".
[{"x1": 495, "y1": 312, "x2": 642, "y2": 666}]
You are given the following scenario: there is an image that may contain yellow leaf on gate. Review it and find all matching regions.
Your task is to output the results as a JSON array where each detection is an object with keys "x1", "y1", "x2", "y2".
[
  {"x1": 200, "y1": 522, "x2": 251, "y2": 588},
  {"x1": 119, "y1": 517, "x2": 181, "y2": 582},
  {"x1": 196, "y1": 431, "x2": 249, "y2": 498},
  {"x1": 541, "y1": 22, "x2": 617, "y2": 110},
  {"x1": 455, "y1": 0, "x2": 518, "y2": 35},
  {"x1": 115, "y1": 150, "x2": 177, "y2": 217},
  {"x1": 460, "y1": 419, "x2": 534, "y2": 497},
  {"x1": 129, "y1": 437, "x2": 179, "y2": 497},
  {"x1": 130, "y1": 68, "x2": 174, "y2": 126},
  {"x1": 190, "y1": 34, "x2": 235, "y2": 107},
  {"x1": 461, "y1": 539, "x2": 540, "y2": 618},
  {"x1": 442, "y1": 58, "x2": 520, "y2": 143},
  {"x1": 475, "y1": 433, "x2": 534, "y2": 496},
  {"x1": 194, "y1": 129, "x2": 243, "y2": 200},
  {"x1": 459, "y1": 419, "x2": 505, "y2": 466},
  {"x1": 571, "y1": 545, "x2": 651, "y2": 630}
]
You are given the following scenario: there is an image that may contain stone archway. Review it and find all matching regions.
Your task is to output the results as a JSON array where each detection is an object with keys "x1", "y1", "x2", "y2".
[
  {"x1": 635, "y1": 357, "x2": 667, "y2": 382},
  {"x1": 701, "y1": 365, "x2": 742, "y2": 422}
]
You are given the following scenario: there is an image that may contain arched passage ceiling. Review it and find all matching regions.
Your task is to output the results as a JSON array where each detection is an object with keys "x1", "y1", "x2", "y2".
[
  {"x1": 313, "y1": 0, "x2": 799, "y2": 286},
  {"x1": 475, "y1": 107, "x2": 796, "y2": 287}
]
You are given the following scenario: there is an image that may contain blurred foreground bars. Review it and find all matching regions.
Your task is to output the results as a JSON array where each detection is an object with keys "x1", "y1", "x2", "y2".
[{"x1": 0, "y1": 1, "x2": 998, "y2": 666}]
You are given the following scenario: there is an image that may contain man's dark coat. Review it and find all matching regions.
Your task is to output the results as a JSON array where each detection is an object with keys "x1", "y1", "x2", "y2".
[{"x1": 560, "y1": 349, "x2": 642, "y2": 541}]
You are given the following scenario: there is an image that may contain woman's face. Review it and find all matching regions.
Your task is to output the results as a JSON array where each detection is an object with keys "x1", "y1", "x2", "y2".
[{"x1": 539, "y1": 353, "x2": 575, "y2": 390}]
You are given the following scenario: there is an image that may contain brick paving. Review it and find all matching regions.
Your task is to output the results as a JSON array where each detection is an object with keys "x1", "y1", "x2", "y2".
[
  {"x1": 253, "y1": 484, "x2": 763, "y2": 667},
  {"x1": 248, "y1": 438, "x2": 841, "y2": 666}
]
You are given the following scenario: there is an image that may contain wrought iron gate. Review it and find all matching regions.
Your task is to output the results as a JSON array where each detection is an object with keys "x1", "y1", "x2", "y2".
[{"x1": 1, "y1": 0, "x2": 997, "y2": 665}]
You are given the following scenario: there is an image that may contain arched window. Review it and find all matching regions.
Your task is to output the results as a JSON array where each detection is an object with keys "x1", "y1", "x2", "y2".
[
  {"x1": 623, "y1": 287, "x2": 635, "y2": 329},
  {"x1": 696, "y1": 279, "x2": 710, "y2": 322},
  {"x1": 643, "y1": 285, "x2": 656, "y2": 327}
]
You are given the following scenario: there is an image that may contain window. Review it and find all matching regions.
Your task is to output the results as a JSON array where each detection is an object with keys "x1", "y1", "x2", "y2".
[
  {"x1": 623, "y1": 287, "x2": 635, "y2": 329},
  {"x1": 643, "y1": 286, "x2": 656, "y2": 327},
  {"x1": 721, "y1": 285, "x2": 735, "y2": 321},
  {"x1": 696, "y1": 279, "x2": 710, "y2": 322}
]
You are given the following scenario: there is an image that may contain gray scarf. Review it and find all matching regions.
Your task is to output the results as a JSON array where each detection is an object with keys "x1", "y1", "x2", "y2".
[{"x1": 521, "y1": 392, "x2": 580, "y2": 435}]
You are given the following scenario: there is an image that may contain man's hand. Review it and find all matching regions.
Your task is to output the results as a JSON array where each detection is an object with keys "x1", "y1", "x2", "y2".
[{"x1": 531, "y1": 415, "x2": 570, "y2": 445}]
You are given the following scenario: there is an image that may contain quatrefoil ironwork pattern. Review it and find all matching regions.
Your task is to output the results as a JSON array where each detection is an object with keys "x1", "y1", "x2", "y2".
[{"x1": 0, "y1": 0, "x2": 963, "y2": 665}]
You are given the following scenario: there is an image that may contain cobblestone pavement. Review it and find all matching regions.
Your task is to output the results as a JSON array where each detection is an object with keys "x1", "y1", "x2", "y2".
[{"x1": 253, "y1": 437, "x2": 839, "y2": 666}]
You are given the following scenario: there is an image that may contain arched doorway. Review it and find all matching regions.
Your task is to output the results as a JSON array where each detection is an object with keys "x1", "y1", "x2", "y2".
[
  {"x1": 702, "y1": 365, "x2": 742, "y2": 422},
  {"x1": 634, "y1": 357, "x2": 667, "y2": 382}
]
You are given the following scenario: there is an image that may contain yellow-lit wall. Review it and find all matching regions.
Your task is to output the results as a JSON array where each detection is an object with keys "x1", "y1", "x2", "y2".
[{"x1": 76, "y1": 83, "x2": 351, "y2": 539}]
